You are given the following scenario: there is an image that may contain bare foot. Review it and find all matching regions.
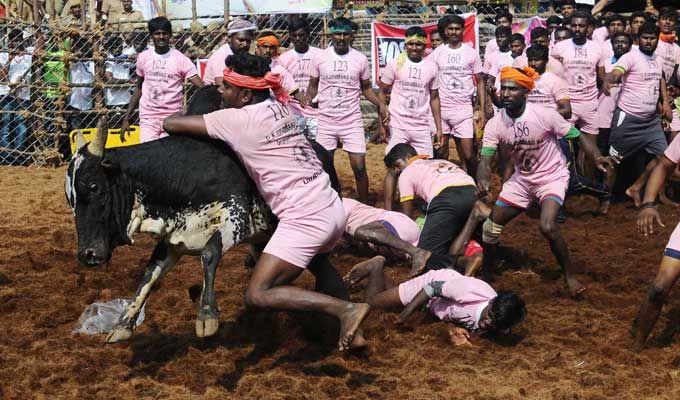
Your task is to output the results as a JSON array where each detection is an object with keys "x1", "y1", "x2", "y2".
[
  {"x1": 625, "y1": 186, "x2": 642, "y2": 208},
  {"x1": 337, "y1": 303, "x2": 371, "y2": 351},
  {"x1": 343, "y1": 256, "x2": 385, "y2": 287},
  {"x1": 409, "y1": 249, "x2": 431, "y2": 277},
  {"x1": 349, "y1": 328, "x2": 368, "y2": 350},
  {"x1": 566, "y1": 277, "x2": 587, "y2": 299},
  {"x1": 659, "y1": 191, "x2": 679, "y2": 207},
  {"x1": 461, "y1": 254, "x2": 483, "y2": 276},
  {"x1": 596, "y1": 199, "x2": 610, "y2": 215}
]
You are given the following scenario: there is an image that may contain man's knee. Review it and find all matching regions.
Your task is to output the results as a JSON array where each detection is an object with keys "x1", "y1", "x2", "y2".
[
  {"x1": 647, "y1": 285, "x2": 667, "y2": 306},
  {"x1": 539, "y1": 219, "x2": 558, "y2": 239},
  {"x1": 482, "y1": 218, "x2": 503, "y2": 244},
  {"x1": 244, "y1": 286, "x2": 268, "y2": 309},
  {"x1": 351, "y1": 161, "x2": 367, "y2": 177}
]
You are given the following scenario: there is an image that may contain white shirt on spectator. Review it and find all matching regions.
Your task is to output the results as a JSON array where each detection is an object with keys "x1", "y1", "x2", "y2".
[
  {"x1": 0, "y1": 52, "x2": 9, "y2": 96},
  {"x1": 68, "y1": 61, "x2": 95, "y2": 110},
  {"x1": 105, "y1": 53, "x2": 132, "y2": 106},
  {"x1": 8, "y1": 53, "x2": 32, "y2": 101}
]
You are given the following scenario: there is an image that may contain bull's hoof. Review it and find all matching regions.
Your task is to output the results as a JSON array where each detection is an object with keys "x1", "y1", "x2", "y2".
[
  {"x1": 196, "y1": 317, "x2": 219, "y2": 338},
  {"x1": 106, "y1": 326, "x2": 134, "y2": 343}
]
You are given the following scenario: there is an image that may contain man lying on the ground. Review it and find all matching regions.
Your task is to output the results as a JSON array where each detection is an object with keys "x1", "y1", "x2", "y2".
[
  {"x1": 342, "y1": 197, "x2": 483, "y2": 276},
  {"x1": 344, "y1": 256, "x2": 526, "y2": 346}
]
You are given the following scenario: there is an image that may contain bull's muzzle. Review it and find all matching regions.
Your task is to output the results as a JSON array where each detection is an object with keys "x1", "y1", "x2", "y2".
[{"x1": 78, "y1": 248, "x2": 107, "y2": 267}]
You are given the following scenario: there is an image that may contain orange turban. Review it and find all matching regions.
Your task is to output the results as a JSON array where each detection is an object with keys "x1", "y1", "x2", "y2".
[
  {"x1": 660, "y1": 32, "x2": 676, "y2": 43},
  {"x1": 499, "y1": 66, "x2": 540, "y2": 90},
  {"x1": 222, "y1": 67, "x2": 290, "y2": 104},
  {"x1": 256, "y1": 35, "x2": 280, "y2": 48}
]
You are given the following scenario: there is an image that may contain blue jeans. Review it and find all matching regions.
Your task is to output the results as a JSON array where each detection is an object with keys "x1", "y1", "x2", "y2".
[{"x1": 1, "y1": 96, "x2": 30, "y2": 152}]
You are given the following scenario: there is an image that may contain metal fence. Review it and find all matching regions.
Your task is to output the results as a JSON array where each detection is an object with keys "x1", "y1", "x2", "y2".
[{"x1": 0, "y1": 1, "x2": 552, "y2": 166}]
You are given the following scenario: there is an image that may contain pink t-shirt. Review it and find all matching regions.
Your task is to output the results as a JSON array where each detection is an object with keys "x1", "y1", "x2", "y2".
[
  {"x1": 485, "y1": 50, "x2": 513, "y2": 77},
  {"x1": 430, "y1": 44, "x2": 483, "y2": 110},
  {"x1": 512, "y1": 54, "x2": 566, "y2": 79},
  {"x1": 398, "y1": 158, "x2": 475, "y2": 204},
  {"x1": 614, "y1": 48, "x2": 663, "y2": 119},
  {"x1": 403, "y1": 269, "x2": 497, "y2": 331},
  {"x1": 343, "y1": 197, "x2": 388, "y2": 235},
  {"x1": 203, "y1": 43, "x2": 232, "y2": 84},
  {"x1": 551, "y1": 39, "x2": 606, "y2": 104},
  {"x1": 526, "y1": 71, "x2": 569, "y2": 111},
  {"x1": 592, "y1": 26, "x2": 609, "y2": 42},
  {"x1": 270, "y1": 61, "x2": 299, "y2": 94},
  {"x1": 136, "y1": 48, "x2": 198, "y2": 118},
  {"x1": 483, "y1": 103, "x2": 571, "y2": 185},
  {"x1": 203, "y1": 99, "x2": 337, "y2": 219},
  {"x1": 277, "y1": 46, "x2": 323, "y2": 117},
  {"x1": 664, "y1": 133, "x2": 680, "y2": 163},
  {"x1": 310, "y1": 47, "x2": 370, "y2": 134},
  {"x1": 380, "y1": 57, "x2": 438, "y2": 131},
  {"x1": 655, "y1": 40, "x2": 680, "y2": 84},
  {"x1": 484, "y1": 38, "x2": 499, "y2": 67}
]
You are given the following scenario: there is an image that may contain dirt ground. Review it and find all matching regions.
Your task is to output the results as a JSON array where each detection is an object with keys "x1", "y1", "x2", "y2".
[{"x1": 2, "y1": 143, "x2": 680, "y2": 399}]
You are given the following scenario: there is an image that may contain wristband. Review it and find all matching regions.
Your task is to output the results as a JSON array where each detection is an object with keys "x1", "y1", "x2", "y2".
[{"x1": 640, "y1": 201, "x2": 658, "y2": 209}]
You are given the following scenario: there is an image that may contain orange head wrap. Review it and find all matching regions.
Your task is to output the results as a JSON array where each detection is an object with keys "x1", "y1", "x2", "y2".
[
  {"x1": 256, "y1": 35, "x2": 280, "y2": 49},
  {"x1": 660, "y1": 32, "x2": 676, "y2": 43},
  {"x1": 222, "y1": 67, "x2": 290, "y2": 104},
  {"x1": 499, "y1": 66, "x2": 540, "y2": 90}
]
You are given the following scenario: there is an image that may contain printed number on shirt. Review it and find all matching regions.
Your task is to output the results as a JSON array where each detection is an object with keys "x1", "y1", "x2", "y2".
[
  {"x1": 267, "y1": 102, "x2": 290, "y2": 121},
  {"x1": 573, "y1": 47, "x2": 588, "y2": 59},
  {"x1": 447, "y1": 54, "x2": 461, "y2": 64},
  {"x1": 296, "y1": 59, "x2": 311, "y2": 72},
  {"x1": 333, "y1": 60, "x2": 348, "y2": 72},
  {"x1": 512, "y1": 121, "x2": 530, "y2": 139},
  {"x1": 408, "y1": 66, "x2": 422, "y2": 80}
]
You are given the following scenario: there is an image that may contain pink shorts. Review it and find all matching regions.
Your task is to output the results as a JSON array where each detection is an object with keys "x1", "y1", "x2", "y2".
[
  {"x1": 597, "y1": 91, "x2": 618, "y2": 130},
  {"x1": 398, "y1": 269, "x2": 459, "y2": 305},
  {"x1": 497, "y1": 172, "x2": 569, "y2": 209},
  {"x1": 316, "y1": 126, "x2": 366, "y2": 154},
  {"x1": 139, "y1": 117, "x2": 168, "y2": 143},
  {"x1": 664, "y1": 223, "x2": 680, "y2": 258},
  {"x1": 442, "y1": 104, "x2": 474, "y2": 139},
  {"x1": 263, "y1": 196, "x2": 346, "y2": 268},
  {"x1": 381, "y1": 211, "x2": 421, "y2": 246},
  {"x1": 385, "y1": 127, "x2": 433, "y2": 158},
  {"x1": 570, "y1": 101, "x2": 599, "y2": 135}
]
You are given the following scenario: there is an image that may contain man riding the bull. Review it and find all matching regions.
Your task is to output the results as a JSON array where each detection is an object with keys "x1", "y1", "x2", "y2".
[{"x1": 162, "y1": 53, "x2": 370, "y2": 351}]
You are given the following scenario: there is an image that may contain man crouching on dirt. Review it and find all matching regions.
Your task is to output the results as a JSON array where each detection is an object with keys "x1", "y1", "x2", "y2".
[{"x1": 344, "y1": 256, "x2": 526, "y2": 346}]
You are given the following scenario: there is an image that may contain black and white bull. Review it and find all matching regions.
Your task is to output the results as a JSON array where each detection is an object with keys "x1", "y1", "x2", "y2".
[{"x1": 66, "y1": 92, "x2": 341, "y2": 343}]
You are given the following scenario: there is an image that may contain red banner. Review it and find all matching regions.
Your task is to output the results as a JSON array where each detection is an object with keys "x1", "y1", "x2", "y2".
[{"x1": 371, "y1": 12, "x2": 479, "y2": 86}]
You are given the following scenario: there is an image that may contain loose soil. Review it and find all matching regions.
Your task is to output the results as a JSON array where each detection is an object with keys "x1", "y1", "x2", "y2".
[{"x1": 1, "y1": 143, "x2": 679, "y2": 399}]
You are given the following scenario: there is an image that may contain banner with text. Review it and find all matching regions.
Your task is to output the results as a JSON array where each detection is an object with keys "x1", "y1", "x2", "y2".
[
  {"x1": 370, "y1": 12, "x2": 478, "y2": 87},
  {"x1": 166, "y1": 0, "x2": 332, "y2": 18}
]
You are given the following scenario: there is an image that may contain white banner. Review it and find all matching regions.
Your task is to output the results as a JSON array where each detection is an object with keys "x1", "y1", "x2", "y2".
[{"x1": 165, "y1": 0, "x2": 332, "y2": 18}]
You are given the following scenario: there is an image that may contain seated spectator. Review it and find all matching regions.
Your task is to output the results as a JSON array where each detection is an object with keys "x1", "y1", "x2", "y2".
[
  {"x1": 59, "y1": 1, "x2": 83, "y2": 27},
  {"x1": 109, "y1": 0, "x2": 145, "y2": 31}
]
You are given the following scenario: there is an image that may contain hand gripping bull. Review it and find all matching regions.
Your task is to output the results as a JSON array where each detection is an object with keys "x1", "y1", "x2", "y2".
[{"x1": 65, "y1": 118, "x2": 275, "y2": 342}]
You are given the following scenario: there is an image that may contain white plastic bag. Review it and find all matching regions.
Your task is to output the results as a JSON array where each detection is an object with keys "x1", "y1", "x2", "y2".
[{"x1": 72, "y1": 298, "x2": 145, "y2": 334}]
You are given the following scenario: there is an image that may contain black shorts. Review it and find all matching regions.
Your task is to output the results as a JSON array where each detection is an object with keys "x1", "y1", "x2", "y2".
[
  {"x1": 609, "y1": 108, "x2": 667, "y2": 159},
  {"x1": 417, "y1": 185, "x2": 477, "y2": 256}
]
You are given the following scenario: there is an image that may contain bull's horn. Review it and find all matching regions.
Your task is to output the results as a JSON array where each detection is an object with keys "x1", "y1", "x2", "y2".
[
  {"x1": 87, "y1": 116, "x2": 108, "y2": 157},
  {"x1": 74, "y1": 130, "x2": 87, "y2": 151}
]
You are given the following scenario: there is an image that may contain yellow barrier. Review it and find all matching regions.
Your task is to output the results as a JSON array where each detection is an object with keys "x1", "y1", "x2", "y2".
[{"x1": 69, "y1": 126, "x2": 141, "y2": 154}]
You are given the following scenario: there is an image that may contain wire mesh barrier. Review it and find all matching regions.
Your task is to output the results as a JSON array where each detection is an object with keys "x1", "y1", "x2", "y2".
[{"x1": 0, "y1": 1, "x2": 553, "y2": 166}]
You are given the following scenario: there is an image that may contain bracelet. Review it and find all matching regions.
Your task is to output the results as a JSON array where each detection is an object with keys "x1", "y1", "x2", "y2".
[{"x1": 640, "y1": 201, "x2": 658, "y2": 209}]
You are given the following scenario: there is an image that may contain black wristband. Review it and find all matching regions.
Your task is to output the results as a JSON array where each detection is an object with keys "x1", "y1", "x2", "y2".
[{"x1": 640, "y1": 201, "x2": 658, "y2": 209}]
